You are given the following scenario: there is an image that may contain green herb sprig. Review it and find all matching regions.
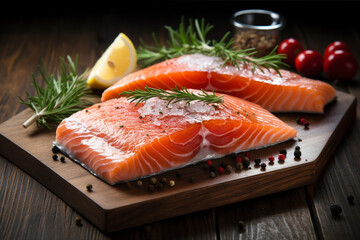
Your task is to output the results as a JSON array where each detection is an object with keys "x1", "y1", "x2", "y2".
[
  {"x1": 19, "y1": 55, "x2": 94, "y2": 129},
  {"x1": 137, "y1": 18, "x2": 288, "y2": 75},
  {"x1": 121, "y1": 86, "x2": 224, "y2": 107}
]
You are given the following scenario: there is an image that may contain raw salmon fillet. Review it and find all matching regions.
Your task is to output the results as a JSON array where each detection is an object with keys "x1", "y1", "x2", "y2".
[
  {"x1": 102, "y1": 54, "x2": 336, "y2": 113},
  {"x1": 55, "y1": 90, "x2": 296, "y2": 184}
]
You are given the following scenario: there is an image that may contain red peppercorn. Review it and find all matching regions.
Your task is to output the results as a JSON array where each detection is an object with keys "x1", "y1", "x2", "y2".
[
  {"x1": 278, "y1": 154, "x2": 285, "y2": 161},
  {"x1": 206, "y1": 160, "x2": 213, "y2": 166},
  {"x1": 268, "y1": 156, "x2": 275, "y2": 162},
  {"x1": 245, "y1": 152, "x2": 250, "y2": 157},
  {"x1": 236, "y1": 157, "x2": 242, "y2": 163},
  {"x1": 218, "y1": 167, "x2": 224, "y2": 174}
]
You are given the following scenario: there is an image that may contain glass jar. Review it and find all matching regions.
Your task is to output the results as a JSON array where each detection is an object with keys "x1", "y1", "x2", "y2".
[{"x1": 232, "y1": 9, "x2": 285, "y2": 57}]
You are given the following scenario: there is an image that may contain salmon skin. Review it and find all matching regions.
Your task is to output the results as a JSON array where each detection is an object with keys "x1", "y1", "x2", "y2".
[
  {"x1": 102, "y1": 54, "x2": 336, "y2": 113},
  {"x1": 55, "y1": 89, "x2": 297, "y2": 184}
]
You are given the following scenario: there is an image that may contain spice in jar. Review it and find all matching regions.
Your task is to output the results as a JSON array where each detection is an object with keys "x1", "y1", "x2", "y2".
[{"x1": 234, "y1": 29, "x2": 278, "y2": 57}]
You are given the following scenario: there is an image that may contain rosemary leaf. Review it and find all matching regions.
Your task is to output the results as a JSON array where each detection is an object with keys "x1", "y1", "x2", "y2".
[
  {"x1": 19, "y1": 55, "x2": 95, "y2": 129},
  {"x1": 121, "y1": 86, "x2": 224, "y2": 107},
  {"x1": 137, "y1": 17, "x2": 289, "y2": 74}
]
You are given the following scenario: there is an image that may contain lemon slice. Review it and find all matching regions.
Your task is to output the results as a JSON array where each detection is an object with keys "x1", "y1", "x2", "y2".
[{"x1": 87, "y1": 33, "x2": 137, "y2": 89}]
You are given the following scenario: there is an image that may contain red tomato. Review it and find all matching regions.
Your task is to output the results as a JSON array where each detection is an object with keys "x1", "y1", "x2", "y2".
[
  {"x1": 295, "y1": 50, "x2": 323, "y2": 77},
  {"x1": 278, "y1": 38, "x2": 304, "y2": 67},
  {"x1": 324, "y1": 41, "x2": 351, "y2": 59},
  {"x1": 324, "y1": 50, "x2": 358, "y2": 81}
]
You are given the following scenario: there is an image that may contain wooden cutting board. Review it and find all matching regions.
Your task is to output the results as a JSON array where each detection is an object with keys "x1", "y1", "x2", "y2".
[{"x1": 0, "y1": 90, "x2": 356, "y2": 232}]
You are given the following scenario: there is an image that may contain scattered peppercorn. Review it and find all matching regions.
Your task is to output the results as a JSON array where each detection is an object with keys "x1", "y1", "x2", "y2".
[
  {"x1": 206, "y1": 160, "x2": 213, "y2": 166},
  {"x1": 279, "y1": 149, "x2": 287, "y2": 157},
  {"x1": 209, "y1": 171, "x2": 216, "y2": 178},
  {"x1": 236, "y1": 162, "x2": 243, "y2": 171},
  {"x1": 60, "y1": 156, "x2": 65, "y2": 162},
  {"x1": 237, "y1": 220, "x2": 245, "y2": 231},
  {"x1": 160, "y1": 178, "x2": 167, "y2": 184},
  {"x1": 225, "y1": 165, "x2": 233, "y2": 173},
  {"x1": 254, "y1": 158, "x2": 261, "y2": 167},
  {"x1": 347, "y1": 195, "x2": 355, "y2": 204},
  {"x1": 230, "y1": 152, "x2": 237, "y2": 160},
  {"x1": 221, "y1": 162, "x2": 227, "y2": 168},
  {"x1": 52, "y1": 146, "x2": 59, "y2": 154},
  {"x1": 268, "y1": 156, "x2": 274, "y2": 162},
  {"x1": 209, "y1": 165, "x2": 216, "y2": 172},
  {"x1": 297, "y1": 118, "x2": 310, "y2": 129},
  {"x1": 119, "y1": 125, "x2": 124, "y2": 128},
  {"x1": 242, "y1": 158, "x2": 250, "y2": 169},
  {"x1": 278, "y1": 154, "x2": 285, "y2": 162},
  {"x1": 189, "y1": 177, "x2": 195, "y2": 183},
  {"x1": 236, "y1": 157, "x2": 242, "y2": 163},
  {"x1": 175, "y1": 171, "x2": 182, "y2": 178},
  {"x1": 260, "y1": 163, "x2": 267, "y2": 170},
  {"x1": 115, "y1": 106, "x2": 120, "y2": 109},
  {"x1": 218, "y1": 167, "x2": 224, "y2": 174},
  {"x1": 245, "y1": 152, "x2": 250, "y2": 157},
  {"x1": 169, "y1": 180, "x2": 175, "y2": 187},
  {"x1": 85, "y1": 109, "x2": 88, "y2": 113},
  {"x1": 203, "y1": 163, "x2": 210, "y2": 170},
  {"x1": 52, "y1": 154, "x2": 58, "y2": 161},
  {"x1": 157, "y1": 183, "x2": 164, "y2": 190},
  {"x1": 148, "y1": 184, "x2": 156, "y2": 192},
  {"x1": 75, "y1": 217, "x2": 83, "y2": 226},
  {"x1": 86, "y1": 184, "x2": 93, "y2": 192},
  {"x1": 139, "y1": 116, "x2": 143, "y2": 119},
  {"x1": 330, "y1": 204, "x2": 342, "y2": 217},
  {"x1": 150, "y1": 177, "x2": 157, "y2": 184},
  {"x1": 136, "y1": 180, "x2": 143, "y2": 187},
  {"x1": 294, "y1": 149, "x2": 302, "y2": 159},
  {"x1": 295, "y1": 146, "x2": 300, "y2": 151}
]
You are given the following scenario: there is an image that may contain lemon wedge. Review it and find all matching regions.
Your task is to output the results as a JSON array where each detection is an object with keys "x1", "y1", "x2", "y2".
[{"x1": 87, "y1": 33, "x2": 137, "y2": 89}]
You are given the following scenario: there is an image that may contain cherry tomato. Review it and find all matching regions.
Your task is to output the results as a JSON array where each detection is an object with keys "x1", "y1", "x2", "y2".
[
  {"x1": 324, "y1": 50, "x2": 358, "y2": 81},
  {"x1": 295, "y1": 50, "x2": 323, "y2": 77},
  {"x1": 324, "y1": 41, "x2": 351, "y2": 59},
  {"x1": 278, "y1": 38, "x2": 304, "y2": 67}
]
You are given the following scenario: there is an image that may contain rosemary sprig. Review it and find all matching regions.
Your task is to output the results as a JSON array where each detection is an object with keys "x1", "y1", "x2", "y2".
[
  {"x1": 137, "y1": 18, "x2": 288, "y2": 75},
  {"x1": 121, "y1": 86, "x2": 224, "y2": 107},
  {"x1": 19, "y1": 55, "x2": 94, "y2": 129}
]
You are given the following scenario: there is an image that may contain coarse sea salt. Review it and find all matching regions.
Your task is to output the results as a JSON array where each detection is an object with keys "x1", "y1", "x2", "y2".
[{"x1": 138, "y1": 97, "x2": 219, "y2": 125}]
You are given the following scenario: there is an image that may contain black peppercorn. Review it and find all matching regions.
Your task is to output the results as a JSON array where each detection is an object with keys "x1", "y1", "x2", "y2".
[
  {"x1": 60, "y1": 156, "x2": 65, "y2": 162},
  {"x1": 347, "y1": 195, "x2": 354, "y2": 204},
  {"x1": 209, "y1": 172, "x2": 216, "y2": 178},
  {"x1": 254, "y1": 158, "x2": 261, "y2": 167},
  {"x1": 294, "y1": 149, "x2": 301, "y2": 158},
  {"x1": 260, "y1": 163, "x2": 266, "y2": 170},
  {"x1": 242, "y1": 159, "x2": 250, "y2": 169},
  {"x1": 52, "y1": 154, "x2": 58, "y2": 161},
  {"x1": 295, "y1": 146, "x2": 300, "y2": 151},
  {"x1": 175, "y1": 171, "x2": 182, "y2": 178},
  {"x1": 86, "y1": 184, "x2": 93, "y2": 192},
  {"x1": 237, "y1": 220, "x2": 245, "y2": 231},
  {"x1": 330, "y1": 204, "x2": 342, "y2": 216},
  {"x1": 52, "y1": 146, "x2": 59, "y2": 154},
  {"x1": 279, "y1": 149, "x2": 287, "y2": 157},
  {"x1": 189, "y1": 177, "x2": 195, "y2": 183},
  {"x1": 209, "y1": 165, "x2": 216, "y2": 172},
  {"x1": 75, "y1": 217, "x2": 83, "y2": 226}
]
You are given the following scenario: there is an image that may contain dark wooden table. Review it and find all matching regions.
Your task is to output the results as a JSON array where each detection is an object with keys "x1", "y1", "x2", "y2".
[{"x1": 1, "y1": 2, "x2": 359, "y2": 239}]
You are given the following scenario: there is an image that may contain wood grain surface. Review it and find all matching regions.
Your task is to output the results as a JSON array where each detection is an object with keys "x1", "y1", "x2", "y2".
[{"x1": 1, "y1": 2, "x2": 360, "y2": 239}]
